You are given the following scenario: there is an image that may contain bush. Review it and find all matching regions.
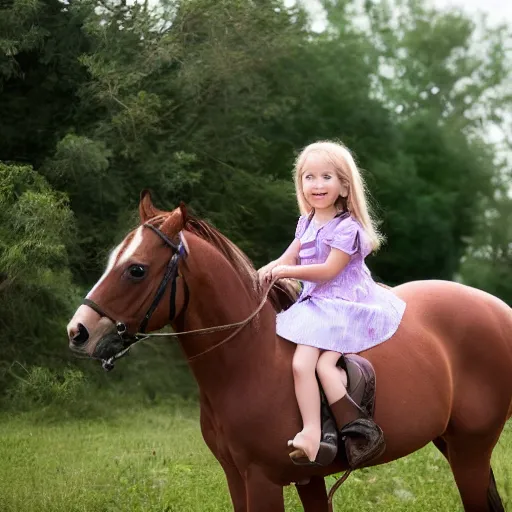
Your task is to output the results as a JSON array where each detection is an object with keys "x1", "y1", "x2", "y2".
[{"x1": 6, "y1": 365, "x2": 85, "y2": 411}]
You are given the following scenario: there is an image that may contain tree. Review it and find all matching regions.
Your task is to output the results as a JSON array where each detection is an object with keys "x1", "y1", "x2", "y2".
[
  {"x1": 459, "y1": 182, "x2": 512, "y2": 305},
  {"x1": 0, "y1": 162, "x2": 78, "y2": 374},
  {"x1": 0, "y1": 0, "x2": 92, "y2": 167},
  {"x1": 318, "y1": 0, "x2": 512, "y2": 283}
]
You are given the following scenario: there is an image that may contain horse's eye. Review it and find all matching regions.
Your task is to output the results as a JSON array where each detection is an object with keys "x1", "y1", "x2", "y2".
[{"x1": 128, "y1": 265, "x2": 146, "y2": 280}]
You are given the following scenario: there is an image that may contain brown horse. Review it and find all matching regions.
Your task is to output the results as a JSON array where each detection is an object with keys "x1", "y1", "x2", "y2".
[{"x1": 67, "y1": 192, "x2": 512, "y2": 512}]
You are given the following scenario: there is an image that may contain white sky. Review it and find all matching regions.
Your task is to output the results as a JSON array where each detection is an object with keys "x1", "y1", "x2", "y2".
[
  {"x1": 432, "y1": 0, "x2": 512, "y2": 26},
  {"x1": 286, "y1": 0, "x2": 512, "y2": 32}
]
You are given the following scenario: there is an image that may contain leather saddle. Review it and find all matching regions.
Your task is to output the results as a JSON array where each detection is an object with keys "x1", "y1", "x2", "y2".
[
  {"x1": 336, "y1": 353, "x2": 377, "y2": 418},
  {"x1": 319, "y1": 354, "x2": 381, "y2": 466}
]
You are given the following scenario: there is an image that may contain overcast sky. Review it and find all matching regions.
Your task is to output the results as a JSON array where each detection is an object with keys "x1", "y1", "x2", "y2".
[
  {"x1": 286, "y1": 0, "x2": 512, "y2": 32},
  {"x1": 432, "y1": 0, "x2": 512, "y2": 25}
]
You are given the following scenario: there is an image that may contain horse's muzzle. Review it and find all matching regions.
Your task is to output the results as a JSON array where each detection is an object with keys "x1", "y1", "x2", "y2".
[{"x1": 92, "y1": 333, "x2": 128, "y2": 361}]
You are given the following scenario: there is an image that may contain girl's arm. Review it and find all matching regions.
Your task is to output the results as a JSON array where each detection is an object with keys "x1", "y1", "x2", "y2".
[
  {"x1": 259, "y1": 239, "x2": 301, "y2": 269},
  {"x1": 258, "y1": 239, "x2": 300, "y2": 284},
  {"x1": 275, "y1": 238, "x2": 301, "y2": 266},
  {"x1": 271, "y1": 247, "x2": 350, "y2": 283}
]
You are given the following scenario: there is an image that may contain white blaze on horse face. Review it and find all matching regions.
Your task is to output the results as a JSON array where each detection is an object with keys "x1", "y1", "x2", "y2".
[
  {"x1": 117, "y1": 226, "x2": 145, "y2": 266},
  {"x1": 85, "y1": 226, "x2": 145, "y2": 299},
  {"x1": 86, "y1": 241, "x2": 124, "y2": 298}
]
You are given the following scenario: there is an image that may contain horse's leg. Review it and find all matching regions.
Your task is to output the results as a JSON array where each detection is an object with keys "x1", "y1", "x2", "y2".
[
  {"x1": 295, "y1": 476, "x2": 328, "y2": 512},
  {"x1": 200, "y1": 399, "x2": 247, "y2": 511},
  {"x1": 445, "y1": 437, "x2": 505, "y2": 512},
  {"x1": 487, "y1": 467, "x2": 504, "y2": 512},
  {"x1": 218, "y1": 458, "x2": 248, "y2": 512},
  {"x1": 244, "y1": 465, "x2": 284, "y2": 512},
  {"x1": 437, "y1": 436, "x2": 504, "y2": 512}
]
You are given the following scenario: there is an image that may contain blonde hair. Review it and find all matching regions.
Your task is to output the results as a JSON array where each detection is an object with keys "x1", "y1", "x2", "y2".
[{"x1": 293, "y1": 140, "x2": 384, "y2": 251}]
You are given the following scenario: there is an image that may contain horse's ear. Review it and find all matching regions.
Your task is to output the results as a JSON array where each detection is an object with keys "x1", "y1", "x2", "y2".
[
  {"x1": 139, "y1": 189, "x2": 164, "y2": 223},
  {"x1": 159, "y1": 207, "x2": 186, "y2": 238}
]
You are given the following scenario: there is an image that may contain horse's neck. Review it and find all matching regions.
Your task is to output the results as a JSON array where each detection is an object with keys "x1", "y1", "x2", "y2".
[
  {"x1": 176, "y1": 245, "x2": 285, "y2": 397},
  {"x1": 184, "y1": 308, "x2": 283, "y2": 396}
]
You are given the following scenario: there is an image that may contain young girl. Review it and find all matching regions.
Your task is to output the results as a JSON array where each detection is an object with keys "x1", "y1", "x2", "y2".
[{"x1": 258, "y1": 140, "x2": 406, "y2": 466}]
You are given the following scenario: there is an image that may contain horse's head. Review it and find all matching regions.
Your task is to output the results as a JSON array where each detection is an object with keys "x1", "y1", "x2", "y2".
[
  {"x1": 67, "y1": 191, "x2": 189, "y2": 368},
  {"x1": 68, "y1": 191, "x2": 300, "y2": 369}
]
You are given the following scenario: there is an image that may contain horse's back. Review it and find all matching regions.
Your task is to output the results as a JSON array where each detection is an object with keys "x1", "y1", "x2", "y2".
[
  {"x1": 393, "y1": 280, "x2": 512, "y2": 369},
  {"x1": 362, "y1": 280, "x2": 512, "y2": 461}
]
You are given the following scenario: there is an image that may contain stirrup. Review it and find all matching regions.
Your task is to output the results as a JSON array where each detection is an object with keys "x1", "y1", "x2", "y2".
[
  {"x1": 289, "y1": 440, "x2": 338, "y2": 467},
  {"x1": 340, "y1": 418, "x2": 386, "y2": 468},
  {"x1": 289, "y1": 397, "x2": 339, "y2": 467}
]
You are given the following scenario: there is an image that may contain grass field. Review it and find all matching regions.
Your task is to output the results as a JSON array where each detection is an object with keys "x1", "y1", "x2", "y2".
[{"x1": 0, "y1": 402, "x2": 510, "y2": 512}]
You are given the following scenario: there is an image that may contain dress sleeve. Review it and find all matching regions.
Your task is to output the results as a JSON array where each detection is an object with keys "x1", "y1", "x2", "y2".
[
  {"x1": 322, "y1": 218, "x2": 360, "y2": 255},
  {"x1": 295, "y1": 215, "x2": 308, "y2": 239}
]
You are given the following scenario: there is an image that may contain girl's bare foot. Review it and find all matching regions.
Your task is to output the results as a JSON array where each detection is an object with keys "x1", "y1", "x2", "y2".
[{"x1": 287, "y1": 429, "x2": 320, "y2": 462}]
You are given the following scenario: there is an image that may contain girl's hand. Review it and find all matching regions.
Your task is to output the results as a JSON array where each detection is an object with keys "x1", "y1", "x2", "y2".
[
  {"x1": 270, "y1": 265, "x2": 291, "y2": 280},
  {"x1": 257, "y1": 262, "x2": 278, "y2": 286}
]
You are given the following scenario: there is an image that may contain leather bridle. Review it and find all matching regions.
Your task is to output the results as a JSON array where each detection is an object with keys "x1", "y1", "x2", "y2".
[
  {"x1": 82, "y1": 223, "x2": 188, "y2": 370},
  {"x1": 81, "y1": 223, "x2": 274, "y2": 371}
]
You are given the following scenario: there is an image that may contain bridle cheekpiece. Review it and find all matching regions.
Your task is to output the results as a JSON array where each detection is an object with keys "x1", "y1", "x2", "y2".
[{"x1": 82, "y1": 223, "x2": 187, "y2": 370}]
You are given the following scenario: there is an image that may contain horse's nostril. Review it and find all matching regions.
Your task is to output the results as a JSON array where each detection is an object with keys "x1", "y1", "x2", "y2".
[{"x1": 72, "y1": 323, "x2": 89, "y2": 345}]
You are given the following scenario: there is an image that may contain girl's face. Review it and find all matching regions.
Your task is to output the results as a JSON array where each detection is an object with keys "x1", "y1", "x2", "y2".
[{"x1": 301, "y1": 152, "x2": 348, "y2": 213}]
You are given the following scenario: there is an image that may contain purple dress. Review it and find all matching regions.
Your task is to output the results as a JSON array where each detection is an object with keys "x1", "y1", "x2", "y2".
[{"x1": 276, "y1": 212, "x2": 406, "y2": 353}]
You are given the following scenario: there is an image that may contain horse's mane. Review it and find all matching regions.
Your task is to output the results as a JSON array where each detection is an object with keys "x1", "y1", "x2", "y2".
[{"x1": 184, "y1": 216, "x2": 300, "y2": 312}]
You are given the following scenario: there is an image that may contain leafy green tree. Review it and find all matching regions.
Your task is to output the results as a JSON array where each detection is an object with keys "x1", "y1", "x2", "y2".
[
  {"x1": 459, "y1": 185, "x2": 512, "y2": 305},
  {"x1": 0, "y1": 0, "x2": 47, "y2": 80},
  {"x1": 1, "y1": 0, "x2": 511, "y2": 389},
  {"x1": 362, "y1": 0, "x2": 511, "y2": 130},
  {"x1": 332, "y1": 0, "x2": 512, "y2": 283},
  {"x1": 0, "y1": 162, "x2": 78, "y2": 373},
  {"x1": 43, "y1": 0, "x2": 310, "y2": 270},
  {"x1": 0, "y1": 0, "x2": 91, "y2": 166}
]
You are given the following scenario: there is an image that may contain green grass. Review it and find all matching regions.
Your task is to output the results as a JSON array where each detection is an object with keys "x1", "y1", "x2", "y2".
[{"x1": 0, "y1": 404, "x2": 510, "y2": 511}]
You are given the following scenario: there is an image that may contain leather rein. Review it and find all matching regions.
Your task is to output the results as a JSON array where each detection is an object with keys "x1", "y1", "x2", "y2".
[{"x1": 82, "y1": 223, "x2": 273, "y2": 370}]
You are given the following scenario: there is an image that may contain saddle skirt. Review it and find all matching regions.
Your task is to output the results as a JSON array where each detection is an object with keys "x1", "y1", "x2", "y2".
[{"x1": 319, "y1": 353, "x2": 382, "y2": 467}]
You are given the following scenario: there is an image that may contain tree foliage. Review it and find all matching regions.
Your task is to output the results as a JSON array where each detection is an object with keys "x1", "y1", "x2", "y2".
[
  {"x1": 0, "y1": 163, "x2": 78, "y2": 385},
  {"x1": 0, "y1": 0, "x2": 511, "y2": 384}
]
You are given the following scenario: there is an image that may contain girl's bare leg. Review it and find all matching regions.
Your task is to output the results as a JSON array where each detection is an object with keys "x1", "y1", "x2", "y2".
[
  {"x1": 316, "y1": 351, "x2": 347, "y2": 405},
  {"x1": 290, "y1": 345, "x2": 322, "y2": 461}
]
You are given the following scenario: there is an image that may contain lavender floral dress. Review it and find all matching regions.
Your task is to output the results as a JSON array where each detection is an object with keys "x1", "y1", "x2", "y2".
[{"x1": 276, "y1": 212, "x2": 406, "y2": 353}]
